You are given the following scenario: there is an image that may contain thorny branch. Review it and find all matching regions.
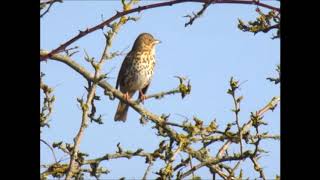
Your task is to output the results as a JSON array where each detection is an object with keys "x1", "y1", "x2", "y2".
[
  {"x1": 136, "y1": 76, "x2": 191, "y2": 104},
  {"x1": 251, "y1": 155, "x2": 266, "y2": 179},
  {"x1": 228, "y1": 77, "x2": 244, "y2": 155},
  {"x1": 137, "y1": 88, "x2": 180, "y2": 103},
  {"x1": 40, "y1": 0, "x2": 279, "y2": 61},
  {"x1": 83, "y1": 146, "x2": 154, "y2": 165},
  {"x1": 40, "y1": 73, "x2": 55, "y2": 129},
  {"x1": 238, "y1": 7, "x2": 280, "y2": 39},
  {"x1": 40, "y1": 0, "x2": 63, "y2": 18},
  {"x1": 267, "y1": 64, "x2": 280, "y2": 84},
  {"x1": 184, "y1": 0, "x2": 214, "y2": 27}
]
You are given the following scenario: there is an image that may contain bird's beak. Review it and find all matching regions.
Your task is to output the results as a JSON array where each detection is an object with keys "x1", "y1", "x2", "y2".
[{"x1": 154, "y1": 39, "x2": 161, "y2": 44}]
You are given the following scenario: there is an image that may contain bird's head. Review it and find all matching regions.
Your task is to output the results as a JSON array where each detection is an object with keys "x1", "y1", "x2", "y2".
[{"x1": 132, "y1": 33, "x2": 161, "y2": 52}]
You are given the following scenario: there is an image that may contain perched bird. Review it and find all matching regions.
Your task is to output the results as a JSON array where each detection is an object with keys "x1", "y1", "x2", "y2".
[{"x1": 114, "y1": 33, "x2": 161, "y2": 122}]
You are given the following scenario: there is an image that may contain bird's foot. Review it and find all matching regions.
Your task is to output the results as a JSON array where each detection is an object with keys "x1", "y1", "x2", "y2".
[
  {"x1": 123, "y1": 92, "x2": 130, "y2": 101},
  {"x1": 139, "y1": 90, "x2": 147, "y2": 104}
]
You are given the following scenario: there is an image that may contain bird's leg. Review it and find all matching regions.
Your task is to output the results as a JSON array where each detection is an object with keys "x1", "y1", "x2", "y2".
[
  {"x1": 123, "y1": 92, "x2": 130, "y2": 101},
  {"x1": 139, "y1": 90, "x2": 147, "y2": 104}
]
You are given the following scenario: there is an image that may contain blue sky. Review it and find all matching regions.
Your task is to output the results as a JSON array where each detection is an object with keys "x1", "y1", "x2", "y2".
[{"x1": 41, "y1": 0, "x2": 280, "y2": 179}]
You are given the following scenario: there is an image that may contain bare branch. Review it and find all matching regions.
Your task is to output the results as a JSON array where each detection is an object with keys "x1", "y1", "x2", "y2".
[
  {"x1": 40, "y1": 74, "x2": 55, "y2": 129},
  {"x1": 40, "y1": 139, "x2": 58, "y2": 163},
  {"x1": 228, "y1": 77, "x2": 244, "y2": 155},
  {"x1": 65, "y1": 83, "x2": 97, "y2": 179},
  {"x1": 142, "y1": 161, "x2": 154, "y2": 180},
  {"x1": 40, "y1": 0, "x2": 63, "y2": 18},
  {"x1": 83, "y1": 148, "x2": 152, "y2": 165},
  {"x1": 179, "y1": 161, "x2": 205, "y2": 179},
  {"x1": 251, "y1": 156, "x2": 266, "y2": 180},
  {"x1": 267, "y1": 64, "x2": 280, "y2": 84},
  {"x1": 184, "y1": 0, "x2": 214, "y2": 27},
  {"x1": 40, "y1": 0, "x2": 279, "y2": 61},
  {"x1": 136, "y1": 88, "x2": 180, "y2": 103}
]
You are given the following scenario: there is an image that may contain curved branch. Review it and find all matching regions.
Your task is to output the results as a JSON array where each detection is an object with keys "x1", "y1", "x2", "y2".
[
  {"x1": 40, "y1": 139, "x2": 58, "y2": 163},
  {"x1": 179, "y1": 162, "x2": 206, "y2": 179},
  {"x1": 40, "y1": 0, "x2": 62, "y2": 18},
  {"x1": 40, "y1": 0, "x2": 279, "y2": 61},
  {"x1": 40, "y1": 50, "x2": 178, "y2": 139},
  {"x1": 83, "y1": 149, "x2": 152, "y2": 165},
  {"x1": 142, "y1": 161, "x2": 154, "y2": 180}
]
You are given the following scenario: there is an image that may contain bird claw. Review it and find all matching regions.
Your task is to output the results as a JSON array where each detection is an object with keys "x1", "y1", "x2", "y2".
[
  {"x1": 139, "y1": 90, "x2": 147, "y2": 104},
  {"x1": 123, "y1": 92, "x2": 129, "y2": 101}
]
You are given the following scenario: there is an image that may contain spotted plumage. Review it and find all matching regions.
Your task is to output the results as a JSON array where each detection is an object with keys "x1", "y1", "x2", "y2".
[{"x1": 114, "y1": 33, "x2": 160, "y2": 122}]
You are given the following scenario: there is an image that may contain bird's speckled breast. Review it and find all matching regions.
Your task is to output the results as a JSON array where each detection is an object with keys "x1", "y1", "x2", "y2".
[{"x1": 126, "y1": 51, "x2": 156, "y2": 91}]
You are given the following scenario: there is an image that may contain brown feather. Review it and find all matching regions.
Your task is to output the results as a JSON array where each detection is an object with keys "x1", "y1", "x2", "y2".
[
  {"x1": 116, "y1": 52, "x2": 132, "y2": 90},
  {"x1": 114, "y1": 101, "x2": 129, "y2": 122},
  {"x1": 114, "y1": 91, "x2": 135, "y2": 122}
]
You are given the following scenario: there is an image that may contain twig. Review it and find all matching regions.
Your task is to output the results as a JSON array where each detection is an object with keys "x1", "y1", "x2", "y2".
[
  {"x1": 189, "y1": 155, "x2": 195, "y2": 178},
  {"x1": 216, "y1": 141, "x2": 232, "y2": 158},
  {"x1": 184, "y1": 0, "x2": 214, "y2": 27},
  {"x1": 164, "y1": 121, "x2": 187, "y2": 128},
  {"x1": 179, "y1": 162, "x2": 205, "y2": 179},
  {"x1": 262, "y1": 23, "x2": 280, "y2": 33},
  {"x1": 250, "y1": 156, "x2": 266, "y2": 180},
  {"x1": 196, "y1": 133, "x2": 280, "y2": 143},
  {"x1": 83, "y1": 148, "x2": 152, "y2": 165},
  {"x1": 40, "y1": 0, "x2": 62, "y2": 18},
  {"x1": 230, "y1": 82, "x2": 244, "y2": 155},
  {"x1": 229, "y1": 160, "x2": 241, "y2": 179},
  {"x1": 40, "y1": 77, "x2": 55, "y2": 129},
  {"x1": 174, "y1": 157, "x2": 191, "y2": 171},
  {"x1": 136, "y1": 88, "x2": 180, "y2": 103},
  {"x1": 267, "y1": 64, "x2": 280, "y2": 84},
  {"x1": 181, "y1": 148, "x2": 254, "y2": 179},
  {"x1": 40, "y1": 139, "x2": 58, "y2": 163},
  {"x1": 142, "y1": 161, "x2": 154, "y2": 180}
]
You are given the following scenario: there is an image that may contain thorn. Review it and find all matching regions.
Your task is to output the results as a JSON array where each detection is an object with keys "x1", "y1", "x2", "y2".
[{"x1": 137, "y1": 6, "x2": 142, "y2": 13}]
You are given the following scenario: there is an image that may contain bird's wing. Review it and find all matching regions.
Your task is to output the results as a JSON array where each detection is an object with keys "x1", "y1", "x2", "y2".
[{"x1": 116, "y1": 52, "x2": 132, "y2": 90}]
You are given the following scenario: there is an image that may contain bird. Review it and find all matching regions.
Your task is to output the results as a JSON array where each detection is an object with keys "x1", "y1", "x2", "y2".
[{"x1": 114, "y1": 33, "x2": 161, "y2": 122}]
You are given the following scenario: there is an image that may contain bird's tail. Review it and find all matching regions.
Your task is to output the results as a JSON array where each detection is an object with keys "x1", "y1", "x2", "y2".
[{"x1": 114, "y1": 101, "x2": 129, "y2": 122}]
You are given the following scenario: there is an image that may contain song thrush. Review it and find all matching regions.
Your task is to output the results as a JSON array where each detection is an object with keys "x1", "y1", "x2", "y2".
[{"x1": 114, "y1": 33, "x2": 161, "y2": 122}]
